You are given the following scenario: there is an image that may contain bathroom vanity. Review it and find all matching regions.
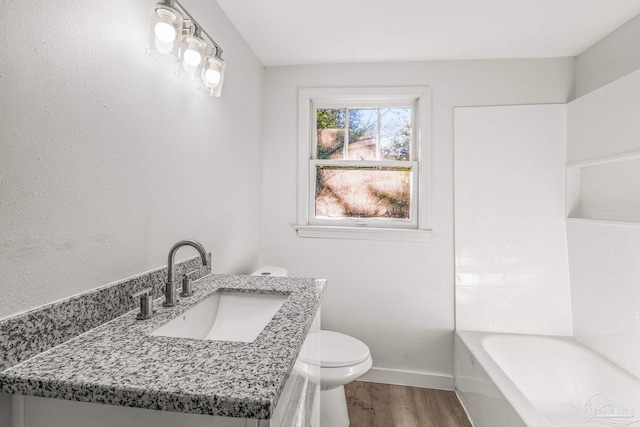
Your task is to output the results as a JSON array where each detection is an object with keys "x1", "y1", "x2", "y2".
[{"x1": 0, "y1": 273, "x2": 325, "y2": 427}]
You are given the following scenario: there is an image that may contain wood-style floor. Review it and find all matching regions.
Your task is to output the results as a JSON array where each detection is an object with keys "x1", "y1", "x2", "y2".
[{"x1": 345, "y1": 381, "x2": 472, "y2": 427}]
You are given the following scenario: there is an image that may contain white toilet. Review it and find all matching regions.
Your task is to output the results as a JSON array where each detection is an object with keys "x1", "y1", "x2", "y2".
[{"x1": 251, "y1": 266, "x2": 373, "y2": 427}]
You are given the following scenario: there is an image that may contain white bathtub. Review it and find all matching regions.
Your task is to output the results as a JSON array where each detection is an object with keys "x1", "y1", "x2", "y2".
[{"x1": 455, "y1": 331, "x2": 640, "y2": 427}]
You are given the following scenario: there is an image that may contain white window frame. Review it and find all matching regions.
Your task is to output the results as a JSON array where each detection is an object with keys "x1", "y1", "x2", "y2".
[{"x1": 295, "y1": 87, "x2": 432, "y2": 242}]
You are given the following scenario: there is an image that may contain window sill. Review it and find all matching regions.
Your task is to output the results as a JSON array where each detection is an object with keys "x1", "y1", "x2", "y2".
[{"x1": 294, "y1": 225, "x2": 433, "y2": 242}]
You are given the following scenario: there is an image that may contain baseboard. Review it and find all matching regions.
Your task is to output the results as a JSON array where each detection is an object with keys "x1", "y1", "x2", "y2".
[{"x1": 358, "y1": 367, "x2": 455, "y2": 391}]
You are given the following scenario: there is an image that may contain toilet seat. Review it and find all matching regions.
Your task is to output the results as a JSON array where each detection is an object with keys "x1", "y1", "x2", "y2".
[{"x1": 300, "y1": 330, "x2": 370, "y2": 368}]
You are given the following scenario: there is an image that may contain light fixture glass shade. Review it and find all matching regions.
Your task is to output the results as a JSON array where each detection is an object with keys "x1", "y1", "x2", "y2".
[
  {"x1": 146, "y1": 3, "x2": 183, "y2": 63},
  {"x1": 176, "y1": 34, "x2": 207, "y2": 81},
  {"x1": 201, "y1": 56, "x2": 226, "y2": 97}
]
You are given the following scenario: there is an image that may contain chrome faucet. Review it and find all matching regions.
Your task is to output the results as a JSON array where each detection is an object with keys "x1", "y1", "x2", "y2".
[{"x1": 163, "y1": 240, "x2": 208, "y2": 307}]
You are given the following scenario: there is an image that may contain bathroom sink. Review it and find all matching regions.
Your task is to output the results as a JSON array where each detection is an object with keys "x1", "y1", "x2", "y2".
[{"x1": 151, "y1": 291, "x2": 289, "y2": 343}]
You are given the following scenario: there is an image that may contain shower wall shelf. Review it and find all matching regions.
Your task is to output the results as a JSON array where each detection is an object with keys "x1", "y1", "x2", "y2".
[
  {"x1": 565, "y1": 218, "x2": 640, "y2": 228},
  {"x1": 566, "y1": 150, "x2": 640, "y2": 226},
  {"x1": 565, "y1": 150, "x2": 640, "y2": 168}
]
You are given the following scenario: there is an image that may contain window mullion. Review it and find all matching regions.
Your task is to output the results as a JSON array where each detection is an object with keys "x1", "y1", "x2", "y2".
[
  {"x1": 312, "y1": 159, "x2": 415, "y2": 168},
  {"x1": 311, "y1": 105, "x2": 317, "y2": 160},
  {"x1": 411, "y1": 105, "x2": 416, "y2": 161},
  {"x1": 344, "y1": 108, "x2": 349, "y2": 159},
  {"x1": 376, "y1": 108, "x2": 381, "y2": 160}
]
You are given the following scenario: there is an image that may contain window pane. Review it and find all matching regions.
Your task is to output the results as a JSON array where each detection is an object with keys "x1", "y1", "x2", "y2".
[
  {"x1": 315, "y1": 166, "x2": 411, "y2": 219},
  {"x1": 380, "y1": 108, "x2": 411, "y2": 161},
  {"x1": 317, "y1": 108, "x2": 345, "y2": 160},
  {"x1": 348, "y1": 109, "x2": 377, "y2": 160}
]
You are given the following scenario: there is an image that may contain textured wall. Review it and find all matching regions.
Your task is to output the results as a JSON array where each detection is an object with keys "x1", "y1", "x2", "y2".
[
  {"x1": 259, "y1": 58, "x2": 574, "y2": 388},
  {"x1": 0, "y1": 0, "x2": 264, "y2": 319}
]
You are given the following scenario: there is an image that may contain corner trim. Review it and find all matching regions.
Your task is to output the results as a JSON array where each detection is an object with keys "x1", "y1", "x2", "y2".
[{"x1": 455, "y1": 390, "x2": 479, "y2": 427}]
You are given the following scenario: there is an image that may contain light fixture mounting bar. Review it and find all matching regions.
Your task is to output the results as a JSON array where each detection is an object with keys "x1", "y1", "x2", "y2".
[{"x1": 162, "y1": 0, "x2": 223, "y2": 57}]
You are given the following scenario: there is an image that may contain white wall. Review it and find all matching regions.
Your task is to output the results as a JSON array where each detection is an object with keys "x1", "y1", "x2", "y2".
[
  {"x1": 454, "y1": 105, "x2": 572, "y2": 335},
  {"x1": 575, "y1": 13, "x2": 640, "y2": 98},
  {"x1": 0, "y1": 0, "x2": 264, "y2": 319},
  {"x1": 259, "y1": 58, "x2": 574, "y2": 387}
]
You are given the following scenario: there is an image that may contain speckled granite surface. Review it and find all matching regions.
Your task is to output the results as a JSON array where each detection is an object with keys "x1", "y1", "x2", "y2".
[
  {"x1": 0, "y1": 274, "x2": 325, "y2": 419},
  {"x1": 0, "y1": 255, "x2": 210, "y2": 372}
]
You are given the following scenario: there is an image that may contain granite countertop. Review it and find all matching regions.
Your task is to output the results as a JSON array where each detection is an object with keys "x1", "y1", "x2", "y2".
[{"x1": 0, "y1": 274, "x2": 326, "y2": 419}]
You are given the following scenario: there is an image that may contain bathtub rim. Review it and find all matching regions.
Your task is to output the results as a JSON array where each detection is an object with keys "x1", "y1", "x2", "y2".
[{"x1": 455, "y1": 330, "x2": 566, "y2": 427}]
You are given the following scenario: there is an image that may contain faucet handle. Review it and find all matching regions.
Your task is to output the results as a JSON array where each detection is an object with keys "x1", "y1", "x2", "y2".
[
  {"x1": 185, "y1": 269, "x2": 200, "y2": 279},
  {"x1": 132, "y1": 287, "x2": 154, "y2": 320},
  {"x1": 132, "y1": 287, "x2": 153, "y2": 298},
  {"x1": 180, "y1": 270, "x2": 198, "y2": 298}
]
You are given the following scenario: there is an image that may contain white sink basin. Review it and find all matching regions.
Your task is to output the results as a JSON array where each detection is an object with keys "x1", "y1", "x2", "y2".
[{"x1": 151, "y1": 292, "x2": 289, "y2": 343}]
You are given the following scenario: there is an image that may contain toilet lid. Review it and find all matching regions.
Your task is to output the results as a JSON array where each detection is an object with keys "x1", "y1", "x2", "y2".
[{"x1": 300, "y1": 330, "x2": 370, "y2": 368}]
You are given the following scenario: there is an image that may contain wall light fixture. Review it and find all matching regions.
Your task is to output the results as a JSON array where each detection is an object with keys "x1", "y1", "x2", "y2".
[{"x1": 146, "y1": 0, "x2": 226, "y2": 97}]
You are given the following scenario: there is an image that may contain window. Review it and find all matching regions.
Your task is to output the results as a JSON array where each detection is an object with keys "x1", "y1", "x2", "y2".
[{"x1": 296, "y1": 87, "x2": 432, "y2": 241}]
